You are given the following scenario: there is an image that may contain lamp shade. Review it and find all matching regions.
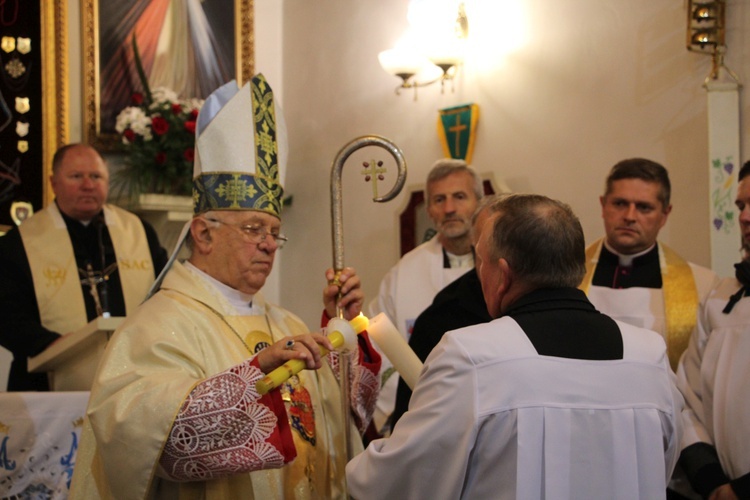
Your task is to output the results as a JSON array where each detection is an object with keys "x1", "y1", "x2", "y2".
[
  {"x1": 424, "y1": 36, "x2": 465, "y2": 68},
  {"x1": 428, "y1": 52, "x2": 462, "y2": 68},
  {"x1": 378, "y1": 49, "x2": 427, "y2": 78}
]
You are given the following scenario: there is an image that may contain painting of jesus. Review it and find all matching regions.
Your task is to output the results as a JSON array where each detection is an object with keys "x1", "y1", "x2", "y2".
[{"x1": 95, "y1": 0, "x2": 236, "y2": 135}]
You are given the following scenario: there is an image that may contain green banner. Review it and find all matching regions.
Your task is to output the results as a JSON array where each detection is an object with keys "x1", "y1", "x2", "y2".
[{"x1": 437, "y1": 103, "x2": 479, "y2": 163}]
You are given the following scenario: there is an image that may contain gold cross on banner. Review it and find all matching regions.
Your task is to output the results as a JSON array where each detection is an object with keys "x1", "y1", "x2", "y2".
[{"x1": 449, "y1": 115, "x2": 467, "y2": 155}]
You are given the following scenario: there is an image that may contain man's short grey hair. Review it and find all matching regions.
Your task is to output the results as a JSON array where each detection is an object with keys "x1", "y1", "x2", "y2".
[
  {"x1": 486, "y1": 194, "x2": 586, "y2": 288},
  {"x1": 426, "y1": 159, "x2": 483, "y2": 202}
]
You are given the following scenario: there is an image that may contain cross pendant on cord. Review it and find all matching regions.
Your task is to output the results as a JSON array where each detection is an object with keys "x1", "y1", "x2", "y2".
[
  {"x1": 79, "y1": 262, "x2": 117, "y2": 317},
  {"x1": 80, "y1": 263, "x2": 104, "y2": 316}
]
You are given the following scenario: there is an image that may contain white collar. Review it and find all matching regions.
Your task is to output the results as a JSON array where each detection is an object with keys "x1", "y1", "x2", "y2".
[
  {"x1": 603, "y1": 240, "x2": 655, "y2": 267},
  {"x1": 184, "y1": 261, "x2": 261, "y2": 315},
  {"x1": 445, "y1": 249, "x2": 474, "y2": 269}
]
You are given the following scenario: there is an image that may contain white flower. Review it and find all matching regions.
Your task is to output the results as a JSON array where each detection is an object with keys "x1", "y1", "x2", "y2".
[
  {"x1": 183, "y1": 98, "x2": 205, "y2": 113},
  {"x1": 150, "y1": 86, "x2": 179, "y2": 108},
  {"x1": 114, "y1": 106, "x2": 153, "y2": 143}
]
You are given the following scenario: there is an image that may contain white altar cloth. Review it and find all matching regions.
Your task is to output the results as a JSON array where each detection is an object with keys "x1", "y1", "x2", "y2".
[{"x1": 0, "y1": 392, "x2": 88, "y2": 498}]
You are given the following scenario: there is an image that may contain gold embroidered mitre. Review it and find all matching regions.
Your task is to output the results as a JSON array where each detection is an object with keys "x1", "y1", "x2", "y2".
[
  {"x1": 192, "y1": 74, "x2": 287, "y2": 217},
  {"x1": 144, "y1": 75, "x2": 288, "y2": 299}
]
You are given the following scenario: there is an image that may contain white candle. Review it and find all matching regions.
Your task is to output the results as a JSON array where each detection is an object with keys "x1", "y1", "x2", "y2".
[{"x1": 368, "y1": 313, "x2": 424, "y2": 390}]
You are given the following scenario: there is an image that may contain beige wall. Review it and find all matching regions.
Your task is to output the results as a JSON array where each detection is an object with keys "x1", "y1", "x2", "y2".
[{"x1": 275, "y1": 0, "x2": 750, "y2": 328}]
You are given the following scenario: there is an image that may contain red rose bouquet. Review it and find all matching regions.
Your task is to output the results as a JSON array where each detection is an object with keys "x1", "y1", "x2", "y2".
[{"x1": 112, "y1": 37, "x2": 203, "y2": 198}]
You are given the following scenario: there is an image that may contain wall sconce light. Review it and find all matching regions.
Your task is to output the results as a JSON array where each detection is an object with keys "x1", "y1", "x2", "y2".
[
  {"x1": 379, "y1": 1, "x2": 469, "y2": 100},
  {"x1": 686, "y1": 0, "x2": 730, "y2": 80}
]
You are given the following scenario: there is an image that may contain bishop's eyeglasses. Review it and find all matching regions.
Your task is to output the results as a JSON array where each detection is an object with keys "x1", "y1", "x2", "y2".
[{"x1": 204, "y1": 218, "x2": 288, "y2": 249}]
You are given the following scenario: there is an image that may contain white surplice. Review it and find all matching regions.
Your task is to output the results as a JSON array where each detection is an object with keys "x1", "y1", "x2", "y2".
[
  {"x1": 587, "y1": 262, "x2": 717, "y2": 342},
  {"x1": 347, "y1": 317, "x2": 683, "y2": 500},
  {"x1": 368, "y1": 235, "x2": 469, "y2": 431},
  {"x1": 676, "y1": 277, "x2": 750, "y2": 480}
]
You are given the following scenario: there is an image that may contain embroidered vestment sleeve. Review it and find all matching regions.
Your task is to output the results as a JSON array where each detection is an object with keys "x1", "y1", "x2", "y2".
[{"x1": 158, "y1": 357, "x2": 296, "y2": 481}]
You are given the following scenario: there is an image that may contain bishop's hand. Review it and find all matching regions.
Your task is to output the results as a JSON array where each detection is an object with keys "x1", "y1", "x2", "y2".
[
  {"x1": 323, "y1": 266, "x2": 363, "y2": 321},
  {"x1": 255, "y1": 333, "x2": 334, "y2": 374}
]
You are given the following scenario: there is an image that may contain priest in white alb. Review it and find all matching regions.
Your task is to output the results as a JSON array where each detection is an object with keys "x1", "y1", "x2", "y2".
[
  {"x1": 347, "y1": 194, "x2": 683, "y2": 499},
  {"x1": 675, "y1": 160, "x2": 750, "y2": 499},
  {"x1": 368, "y1": 159, "x2": 483, "y2": 434},
  {"x1": 579, "y1": 158, "x2": 718, "y2": 371}
]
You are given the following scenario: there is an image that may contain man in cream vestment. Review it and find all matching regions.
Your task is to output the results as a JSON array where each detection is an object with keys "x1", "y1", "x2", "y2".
[
  {"x1": 348, "y1": 194, "x2": 682, "y2": 499},
  {"x1": 580, "y1": 158, "x2": 718, "y2": 370},
  {"x1": 368, "y1": 159, "x2": 482, "y2": 433},
  {"x1": 69, "y1": 76, "x2": 380, "y2": 500},
  {"x1": 0, "y1": 144, "x2": 167, "y2": 390},
  {"x1": 674, "y1": 161, "x2": 750, "y2": 499}
]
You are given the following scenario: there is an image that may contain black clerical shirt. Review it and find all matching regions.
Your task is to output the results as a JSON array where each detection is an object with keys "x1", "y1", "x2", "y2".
[
  {"x1": 0, "y1": 207, "x2": 168, "y2": 391},
  {"x1": 592, "y1": 245, "x2": 662, "y2": 289}
]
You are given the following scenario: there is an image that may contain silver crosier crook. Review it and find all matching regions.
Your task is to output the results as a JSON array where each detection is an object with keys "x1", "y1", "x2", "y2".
[{"x1": 328, "y1": 135, "x2": 407, "y2": 470}]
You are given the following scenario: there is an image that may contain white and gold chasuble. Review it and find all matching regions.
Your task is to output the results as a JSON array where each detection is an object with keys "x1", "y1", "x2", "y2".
[
  {"x1": 70, "y1": 262, "x2": 367, "y2": 500},
  {"x1": 18, "y1": 203, "x2": 154, "y2": 334}
]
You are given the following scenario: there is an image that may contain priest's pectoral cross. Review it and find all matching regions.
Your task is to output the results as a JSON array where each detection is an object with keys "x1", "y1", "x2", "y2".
[{"x1": 79, "y1": 262, "x2": 118, "y2": 317}]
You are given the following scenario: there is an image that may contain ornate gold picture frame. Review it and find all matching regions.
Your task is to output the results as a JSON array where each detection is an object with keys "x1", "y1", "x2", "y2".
[
  {"x1": 42, "y1": 1, "x2": 69, "y2": 206},
  {"x1": 81, "y1": 0, "x2": 254, "y2": 150}
]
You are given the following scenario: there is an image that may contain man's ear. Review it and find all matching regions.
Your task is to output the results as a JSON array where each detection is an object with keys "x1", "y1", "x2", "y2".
[
  {"x1": 496, "y1": 258, "x2": 512, "y2": 295},
  {"x1": 49, "y1": 173, "x2": 58, "y2": 194},
  {"x1": 190, "y1": 218, "x2": 213, "y2": 254}
]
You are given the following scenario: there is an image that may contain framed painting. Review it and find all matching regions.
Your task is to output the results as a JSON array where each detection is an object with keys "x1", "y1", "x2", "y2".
[
  {"x1": 81, "y1": 0, "x2": 254, "y2": 150},
  {"x1": 0, "y1": 0, "x2": 68, "y2": 229}
]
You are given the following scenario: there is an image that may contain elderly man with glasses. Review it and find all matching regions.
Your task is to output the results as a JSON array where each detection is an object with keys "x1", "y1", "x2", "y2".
[{"x1": 70, "y1": 76, "x2": 381, "y2": 500}]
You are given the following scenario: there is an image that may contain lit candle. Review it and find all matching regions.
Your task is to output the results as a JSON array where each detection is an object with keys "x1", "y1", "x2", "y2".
[{"x1": 367, "y1": 313, "x2": 423, "y2": 390}]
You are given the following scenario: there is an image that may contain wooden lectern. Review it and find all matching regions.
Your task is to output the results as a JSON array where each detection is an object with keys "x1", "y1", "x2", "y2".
[{"x1": 28, "y1": 316, "x2": 124, "y2": 391}]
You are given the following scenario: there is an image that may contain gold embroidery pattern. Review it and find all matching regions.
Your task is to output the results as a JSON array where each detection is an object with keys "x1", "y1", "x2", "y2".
[
  {"x1": 43, "y1": 267, "x2": 66, "y2": 287},
  {"x1": 661, "y1": 244, "x2": 699, "y2": 370},
  {"x1": 216, "y1": 175, "x2": 258, "y2": 207}
]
